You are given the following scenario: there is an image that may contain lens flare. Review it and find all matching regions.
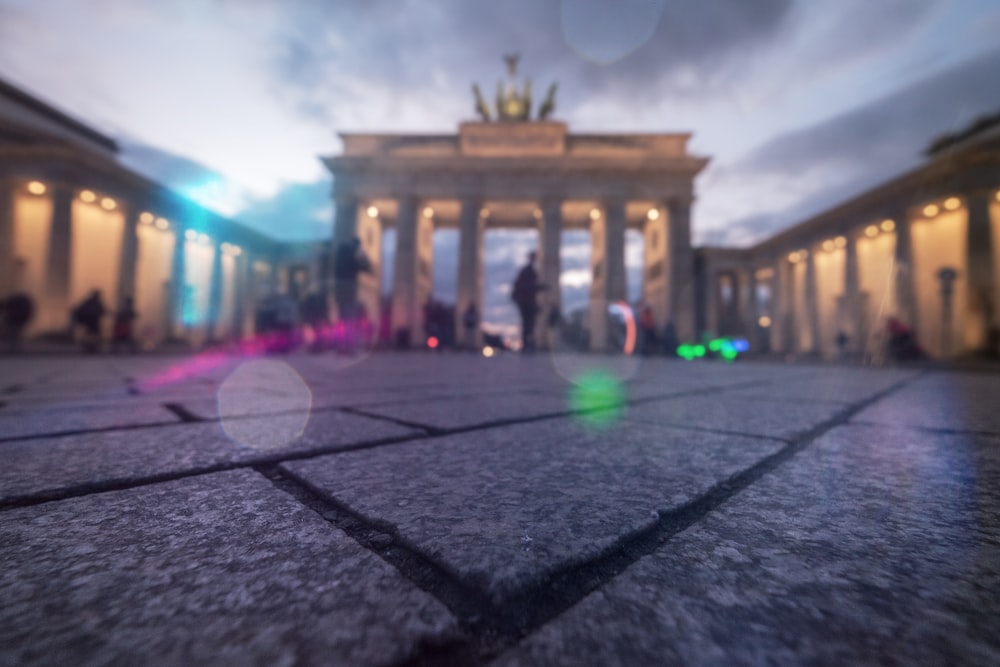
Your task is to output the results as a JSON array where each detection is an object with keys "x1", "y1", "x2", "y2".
[
  {"x1": 217, "y1": 360, "x2": 312, "y2": 451},
  {"x1": 568, "y1": 370, "x2": 624, "y2": 428},
  {"x1": 550, "y1": 299, "x2": 641, "y2": 384}
]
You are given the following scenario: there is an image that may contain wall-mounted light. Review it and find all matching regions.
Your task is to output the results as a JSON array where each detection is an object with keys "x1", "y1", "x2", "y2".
[
  {"x1": 880, "y1": 219, "x2": 895, "y2": 232},
  {"x1": 865, "y1": 225, "x2": 878, "y2": 237},
  {"x1": 923, "y1": 204, "x2": 939, "y2": 218},
  {"x1": 79, "y1": 189, "x2": 96, "y2": 203},
  {"x1": 423, "y1": 206, "x2": 434, "y2": 218},
  {"x1": 26, "y1": 181, "x2": 46, "y2": 195},
  {"x1": 834, "y1": 236, "x2": 847, "y2": 248},
  {"x1": 140, "y1": 212, "x2": 154, "y2": 224},
  {"x1": 532, "y1": 208, "x2": 542, "y2": 220},
  {"x1": 589, "y1": 208, "x2": 601, "y2": 220},
  {"x1": 787, "y1": 251, "x2": 800, "y2": 263},
  {"x1": 184, "y1": 229, "x2": 198, "y2": 241},
  {"x1": 647, "y1": 208, "x2": 660, "y2": 221},
  {"x1": 197, "y1": 233, "x2": 210, "y2": 245},
  {"x1": 822, "y1": 239, "x2": 835, "y2": 252},
  {"x1": 366, "y1": 205, "x2": 378, "y2": 218},
  {"x1": 482, "y1": 207, "x2": 492, "y2": 218},
  {"x1": 758, "y1": 315, "x2": 772, "y2": 328},
  {"x1": 943, "y1": 197, "x2": 960, "y2": 211},
  {"x1": 155, "y1": 217, "x2": 170, "y2": 230},
  {"x1": 100, "y1": 197, "x2": 116, "y2": 211}
]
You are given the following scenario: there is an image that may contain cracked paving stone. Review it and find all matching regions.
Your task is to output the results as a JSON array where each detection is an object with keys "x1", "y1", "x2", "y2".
[
  {"x1": 281, "y1": 417, "x2": 784, "y2": 602},
  {"x1": 0, "y1": 402, "x2": 181, "y2": 439},
  {"x1": 853, "y1": 372, "x2": 1000, "y2": 434},
  {"x1": 0, "y1": 469, "x2": 459, "y2": 666},
  {"x1": 493, "y1": 423, "x2": 1000, "y2": 666},
  {"x1": 715, "y1": 367, "x2": 918, "y2": 405},
  {"x1": 622, "y1": 395, "x2": 843, "y2": 439},
  {"x1": 351, "y1": 392, "x2": 573, "y2": 430},
  {"x1": 0, "y1": 411, "x2": 419, "y2": 506}
]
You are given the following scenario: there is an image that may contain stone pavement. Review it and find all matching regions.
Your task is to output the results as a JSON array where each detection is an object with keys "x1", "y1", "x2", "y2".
[{"x1": 0, "y1": 352, "x2": 998, "y2": 666}]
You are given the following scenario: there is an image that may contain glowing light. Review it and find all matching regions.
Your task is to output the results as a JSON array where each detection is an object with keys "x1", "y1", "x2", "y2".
[
  {"x1": 708, "y1": 338, "x2": 724, "y2": 352},
  {"x1": 140, "y1": 212, "x2": 154, "y2": 224},
  {"x1": 865, "y1": 225, "x2": 878, "y2": 237},
  {"x1": 788, "y1": 251, "x2": 799, "y2": 263},
  {"x1": 483, "y1": 346, "x2": 495, "y2": 358},
  {"x1": 79, "y1": 190, "x2": 96, "y2": 203},
  {"x1": 822, "y1": 240, "x2": 835, "y2": 252},
  {"x1": 834, "y1": 236, "x2": 847, "y2": 248},
  {"x1": 733, "y1": 339, "x2": 750, "y2": 352},
  {"x1": 423, "y1": 206, "x2": 434, "y2": 218},
  {"x1": 589, "y1": 208, "x2": 601, "y2": 220},
  {"x1": 366, "y1": 205, "x2": 378, "y2": 218},
  {"x1": 880, "y1": 219, "x2": 895, "y2": 232},
  {"x1": 799, "y1": 249, "x2": 808, "y2": 258},
  {"x1": 943, "y1": 197, "x2": 960, "y2": 211},
  {"x1": 568, "y1": 370, "x2": 624, "y2": 428},
  {"x1": 198, "y1": 233, "x2": 210, "y2": 244},
  {"x1": 693, "y1": 344, "x2": 706, "y2": 358},
  {"x1": 758, "y1": 315, "x2": 772, "y2": 328},
  {"x1": 533, "y1": 208, "x2": 542, "y2": 220},
  {"x1": 26, "y1": 181, "x2": 46, "y2": 195},
  {"x1": 481, "y1": 207, "x2": 491, "y2": 218},
  {"x1": 647, "y1": 208, "x2": 660, "y2": 220},
  {"x1": 155, "y1": 218, "x2": 169, "y2": 230},
  {"x1": 217, "y1": 360, "x2": 312, "y2": 452},
  {"x1": 995, "y1": 191, "x2": 1000, "y2": 203},
  {"x1": 427, "y1": 336, "x2": 439, "y2": 349},
  {"x1": 184, "y1": 229, "x2": 197, "y2": 241},
  {"x1": 608, "y1": 301, "x2": 637, "y2": 356},
  {"x1": 923, "y1": 204, "x2": 939, "y2": 217},
  {"x1": 100, "y1": 197, "x2": 116, "y2": 210}
]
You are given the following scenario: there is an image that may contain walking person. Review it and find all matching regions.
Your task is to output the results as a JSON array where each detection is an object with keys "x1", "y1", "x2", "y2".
[
  {"x1": 511, "y1": 251, "x2": 546, "y2": 353},
  {"x1": 72, "y1": 290, "x2": 107, "y2": 353}
]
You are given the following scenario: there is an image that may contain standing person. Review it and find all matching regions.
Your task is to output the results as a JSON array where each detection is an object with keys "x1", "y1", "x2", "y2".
[
  {"x1": 2, "y1": 292, "x2": 35, "y2": 352},
  {"x1": 511, "y1": 251, "x2": 546, "y2": 352},
  {"x1": 333, "y1": 237, "x2": 371, "y2": 325},
  {"x1": 462, "y1": 302, "x2": 479, "y2": 350},
  {"x1": 72, "y1": 290, "x2": 106, "y2": 353},
  {"x1": 111, "y1": 296, "x2": 138, "y2": 353}
]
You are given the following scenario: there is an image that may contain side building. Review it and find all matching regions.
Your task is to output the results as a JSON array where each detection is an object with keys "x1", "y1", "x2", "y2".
[
  {"x1": 0, "y1": 77, "x2": 306, "y2": 348},
  {"x1": 698, "y1": 115, "x2": 1000, "y2": 359}
]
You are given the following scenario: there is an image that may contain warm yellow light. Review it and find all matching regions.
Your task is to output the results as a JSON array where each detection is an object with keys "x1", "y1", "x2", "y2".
[
  {"x1": 787, "y1": 251, "x2": 799, "y2": 263},
  {"x1": 139, "y1": 212, "x2": 154, "y2": 224},
  {"x1": 995, "y1": 191, "x2": 1000, "y2": 203},
  {"x1": 865, "y1": 225, "x2": 878, "y2": 237},
  {"x1": 923, "y1": 204, "x2": 939, "y2": 217},
  {"x1": 100, "y1": 197, "x2": 116, "y2": 210},
  {"x1": 589, "y1": 208, "x2": 601, "y2": 220},
  {"x1": 185, "y1": 229, "x2": 197, "y2": 241},
  {"x1": 822, "y1": 240, "x2": 835, "y2": 252},
  {"x1": 423, "y1": 206, "x2": 434, "y2": 218},
  {"x1": 155, "y1": 217, "x2": 169, "y2": 230},
  {"x1": 79, "y1": 190, "x2": 96, "y2": 203},
  {"x1": 880, "y1": 219, "x2": 895, "y2": 232},
  {"x1": 482, "y1": 346, "x2": 495, "y2": 358},
  {"x1": 798, "y1": 249, "x2": 808, "y2": 258},
  {"x1": 26, "y1": 181, "x2": 46, "y2": 195},
  {"x1": 758, "y1": 316, "x2": 772, "y2": 328},
  {"x1": 481, "y1": 207, "x2": 491, "y2": 218},
  {"x1": 647, "y1": 208, "x2": 660, "y2": 221},
  {"x1": 943, "y1": 197, "x2": 960, "y2": 211},
  {"x1": 366, "y1": 205, "x2": 378, "y2": 218},
  {"x1": 533, "y1": 208, "x2": 542, "y2": 220},
  {"x1": 834, "y1": 236, "x2": 847, "y2": 248}
]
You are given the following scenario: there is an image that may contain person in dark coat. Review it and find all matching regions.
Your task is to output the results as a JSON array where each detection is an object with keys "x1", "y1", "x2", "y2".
[
  {"x1": 2, "y1": 292, "x2": 34, "y2": 352},
  {"x1": 72, "y1": 290, "x2": 106, "y2": 353},
  {"x1": 511, "y1": 251, "x2": 546, "y2": 352}
]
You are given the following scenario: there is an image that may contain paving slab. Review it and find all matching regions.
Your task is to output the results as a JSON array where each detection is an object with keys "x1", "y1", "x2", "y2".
[
  {"x1": 494, "y1": 423, "x2": 1000, "y2": 666},
  {"x1": 0, "y1": 410, "x2": 420, "y2": 506},
  {"x1": 0, "y1": 401, "x2": 180, "y2": 439},
  {"x1": 623, "y1": 394, "x2": 844, "y2": 439},
  {"x1": 854, "y1": 372, "x2": 1000, "y2": 433},
  {"x1": 0, "y1": 469, "x2": 458, "y2": 666},
  {"x1": 351, "y1": 391, "x2": 574, "y2": 430},
  {"x1": 282, "y1": 418, "x2": 785, "y2": 602},
  {"x1": 714, "y1": 367, "x2": 918, "y2": 405}
]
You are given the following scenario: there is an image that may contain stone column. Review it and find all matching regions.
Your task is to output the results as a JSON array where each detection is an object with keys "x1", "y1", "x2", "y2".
[
  {"x1": 115, "y1": 206, "x2": 140, "y2": 310},
  {"x1": 589, "y1": 198, "x2": 626, "y2": 351},
  {"x1": 167, "y1": 225, "x2": 187, "y2": 340},
  {"x1": 45, "y1": 185, "x2": 74, "y2": 328},
  {"x1": 843, "y1": 233, "x2": 861, "y2": 353},
  {"x1": 0, "y1": 180, "x2": 15, "y2": 295},
  {"x1": 804, "y1": 248, "x2": 821, "y2": 354},
  {"x1": 391, "y1": 195, "x2": 419, "y2": 346},
  {"x1": 772, "y1": 257, "x2": 788, "y2": 353},
  {"x1": 744, "y1": 269, "x2": 758, "y2": 340},
  {"x1": 332, "y1": 196, "x2": 358, "y2": 320},
  {"x1": 232, "y1": 252, "x2": 248, "y2": 340},
  {"x1": 668, "y1": 197, "x2": 695, "y2": 341},
  {"x1": 207, "y1": 242, "x2": 224, "y2": 341},
  {"x1": 642, "y1": 206, "x2": 669, "y2": 329},
  {"x1": 538, "y1": 197, "x2": 563, "y2": 349},
  {"x1": 893, "y1": 205, "x2": 917, "y2": 331},
  {"x1": 966, "y1": 191, "x2": 995, "y2": 351},
  {"x1": 704, "y1": 264, "x2": 719, "y2": 336},
  {"x1": 456, "y1": 197, "x2": 484, "y2": 348}
]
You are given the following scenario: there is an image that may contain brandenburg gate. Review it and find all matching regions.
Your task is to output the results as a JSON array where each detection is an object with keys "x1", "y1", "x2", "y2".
[{"x1": 323, "y1": 59, "x2": 709, "y2": 350}]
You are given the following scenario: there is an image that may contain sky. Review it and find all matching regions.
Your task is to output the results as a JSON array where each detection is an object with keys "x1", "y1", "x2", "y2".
[{"x1": 1, "y1": 0, "x2": 999, "y2": 328}]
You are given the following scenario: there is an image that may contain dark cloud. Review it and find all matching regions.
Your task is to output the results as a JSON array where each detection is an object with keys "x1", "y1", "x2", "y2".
[{"x1": 717, "y1": 47, "x2": 1000, "y2": 244}]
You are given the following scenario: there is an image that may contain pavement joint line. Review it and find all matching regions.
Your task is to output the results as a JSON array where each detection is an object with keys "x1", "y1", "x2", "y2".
[
  {"x1": 0, "y1": 418, "x2": 190, "y2": 445},
  {"x1": 470, "y1": 370, "x2": 930, "y2": 663},
  {"x1": 848, "y1": 418, "x2": 1000, "y2": 439},
  {"x1": 162, "y1": 402, "x2": 203, "y2": 423}
]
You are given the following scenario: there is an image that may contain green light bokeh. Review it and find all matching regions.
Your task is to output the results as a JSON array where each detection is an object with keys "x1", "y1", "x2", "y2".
[{"x1": 569, "y1": 371, "x2": 625, "y2": 428}]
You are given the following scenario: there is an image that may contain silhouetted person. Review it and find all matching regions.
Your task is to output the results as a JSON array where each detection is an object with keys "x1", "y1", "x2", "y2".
[
  {"x1": 2, "y1": 292, "x2": 34, "y2": 352},
  {"x1": 511, "y1": 251, "x2": 546, "y2": 352},
  {"x1": 72, "y1": 290, "x2": 106, "y2": 353},
  {"x1": 463, "y1": 302, "x2": 479, "y2": 349},
  {"x1": 334, "y1": 237, "x2": 371, "y2": 323},
  {"x1": 835, "y1": 330, "x2": 849, "y2": 359},
  {"x1": 887, "y1": 317, "x2": 926, "y2": 361},
  {"x1": 111, "y1": 296, "x2": 138, "y2": 353},
  {"x1": 639, "y1": 305, "x2": 658, "y2": 355}
]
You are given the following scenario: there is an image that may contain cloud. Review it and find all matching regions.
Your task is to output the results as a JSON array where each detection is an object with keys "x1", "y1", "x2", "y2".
[{"x1": 234, "y1": 180, "x2": 333, "y2": 241}]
